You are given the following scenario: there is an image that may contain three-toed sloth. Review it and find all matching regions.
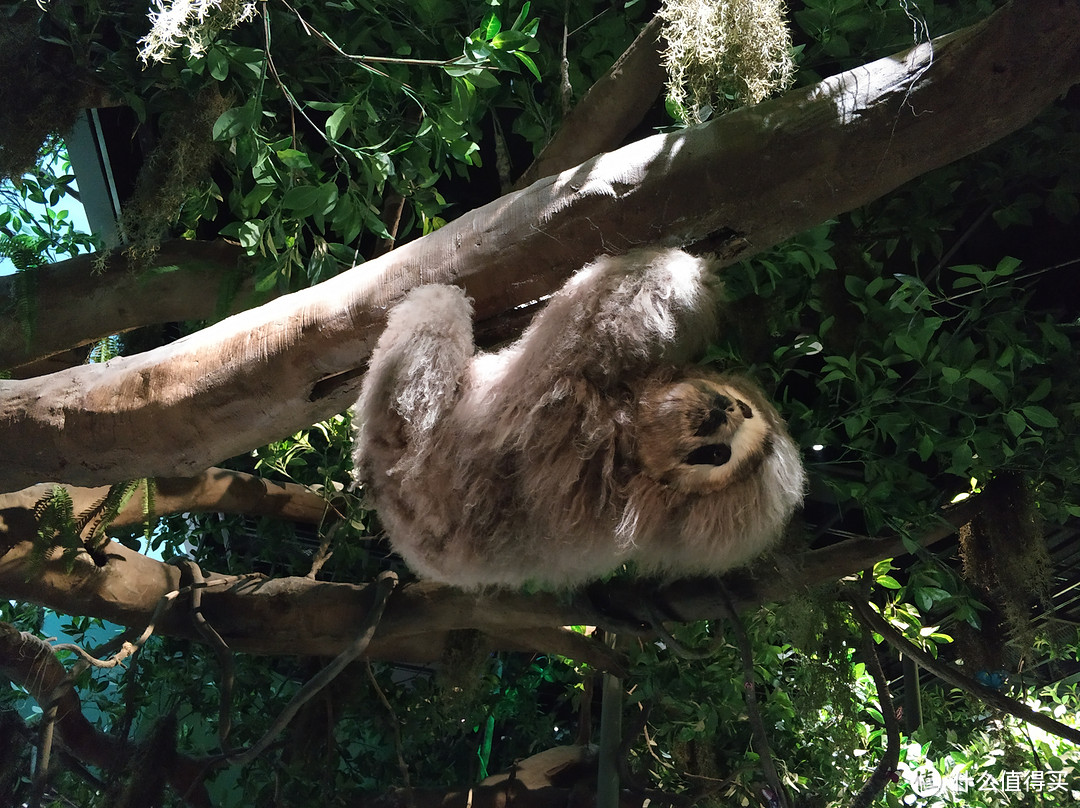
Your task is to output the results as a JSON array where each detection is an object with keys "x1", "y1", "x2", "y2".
[{"x1": 353, "y1": 247, "x2": 805, "y2": 589}]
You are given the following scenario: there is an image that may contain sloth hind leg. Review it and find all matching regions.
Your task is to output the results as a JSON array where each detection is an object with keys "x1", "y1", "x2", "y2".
[{"x1": 514, "y1": 248, "x2": 720, "y2": 386}]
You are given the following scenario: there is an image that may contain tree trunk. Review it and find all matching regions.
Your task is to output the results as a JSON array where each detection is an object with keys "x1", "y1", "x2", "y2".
[{"x1": 1, "y1": 0, "x2": 1078, "y2": 491}]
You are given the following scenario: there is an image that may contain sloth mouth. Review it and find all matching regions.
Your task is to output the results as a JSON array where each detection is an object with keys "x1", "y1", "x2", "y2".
[{"x1": 683, "y1": 443, "x2": 732, "y2": 466}]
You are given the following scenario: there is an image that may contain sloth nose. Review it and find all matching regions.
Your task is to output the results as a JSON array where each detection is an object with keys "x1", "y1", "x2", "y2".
[
  {"x1": 694, "y1": 393, "x2": 753, "y2": 437},
  {"x1": 694, "y1": 394, "x2": 733, "y2": 436}
]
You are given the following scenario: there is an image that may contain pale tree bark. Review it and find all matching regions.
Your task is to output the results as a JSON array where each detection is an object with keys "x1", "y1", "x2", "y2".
[
  {"x1": 0, "y1": 240, "x2": 251, "y2": 374},
  {"x1": 2, "y1": 0, "x2": 1079, "y2": 492}
]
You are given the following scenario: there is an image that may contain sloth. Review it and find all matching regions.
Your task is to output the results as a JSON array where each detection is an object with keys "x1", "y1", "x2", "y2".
[{"x1": 353, "y1": 247, "x2": 805, "y2": 589}]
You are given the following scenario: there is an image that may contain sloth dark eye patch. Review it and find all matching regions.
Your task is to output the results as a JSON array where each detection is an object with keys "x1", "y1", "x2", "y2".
[{"x1": 684, "y1": 443, "x2": 732, "y2": 466}]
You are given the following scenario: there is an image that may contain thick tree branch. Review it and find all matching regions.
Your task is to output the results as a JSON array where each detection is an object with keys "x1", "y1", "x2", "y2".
[
  {"x1": 0, "y1": 501, "x2": 979, "y2": 665},
  {"x1": 0, "y1": 468, "x2": 328, "y2": 550},
  {"x1": 2, "y1": 0, "x2": 1079, "y2": 492},
  {"x1": 0, "y1": 240, "x2": 251, "y2": 374}
]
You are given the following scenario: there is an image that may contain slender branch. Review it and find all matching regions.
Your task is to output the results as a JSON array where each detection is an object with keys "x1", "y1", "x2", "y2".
[
  {"x1": 846, "y1": 594, "x2": 1080, "y2": 745},
  {"x1": 365, "y1": 657, "x2": 415, "y2": 807},
  {"x1": 178, "y1": 560, "x2": 235, "y2": 745},
  {"x1": 849, "y1": 616, "x2": 902, "y2": 808},
  {"x1": 279, "y1": 0, "x2": 493, "y2": 70},
  {"x1": 718, "y1": 590, "x2": 790, "y2": 808},
  {"x1": 28, "y1": 700, "x2": 57, "y2": 808}
]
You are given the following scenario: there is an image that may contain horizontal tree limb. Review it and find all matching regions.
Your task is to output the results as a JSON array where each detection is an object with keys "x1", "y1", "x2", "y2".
[
  {"x1": 0, "y1": 468, "x2": 328, "y2": 539},
  {"x1": 0, "y1": 240, "x2": 251, "y2": 373},
  {"x1": 2, "y1": 1, "x2": 1078, "y2": 492},
  {"x1": 0, "y1": 499, "x2": 980, "y2": 664}
]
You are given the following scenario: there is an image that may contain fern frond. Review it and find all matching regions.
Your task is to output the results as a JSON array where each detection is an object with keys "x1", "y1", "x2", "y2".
[
  {"x1": 29, "y1": 486, "x2": 80, "y2": 574},
  {"x1": 82, "y1": 479, "x2": 142, "y2": 555},
  {"x1": 143, "y1": 478, "x2": 157, "y2": 543}
]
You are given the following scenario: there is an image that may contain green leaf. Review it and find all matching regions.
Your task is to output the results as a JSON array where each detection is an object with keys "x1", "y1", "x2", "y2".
[
  {"x1": 894, "y1": 333, "x2": 922, "y2": 359},
  {"x1": 843, "y1": 275, "x2": 866, "y2": 297},
  {"x1": 1027, "y1": 377, "x2": 1052, "y2": 402},
  {"x1": 1005, "y1": 410, "x2": 1026, "y2": 437},
  {"x1": 213, "y1": 102, "x2": 257, "y2": 141},
  {"x1": 994, "y1": 255, "x2": 1022, "y2": 276},
  {"x1": 282, "y1": 185, "x2": 322, "y2": 213},
  {"x1": 219, "y1": 220, "x2": 262, "y2": 250},
  {"x1": 326, "y1": 105, "x2": 352, "y2": 141},
  {"x1": 276, "y1": 149, "x2": 313, "y2": 170},
  {"x1": 511, "y1": 1, "x2": 532, "y2": 31},
  {"x1": 1021, "y1": 406, "x2": 1059, "y2": 428},
  {"x1": 480, "y1": 10, "x2": 501, "y2": 39},
  {"x1": 513, "y1": 51, "x2": 541, "y2": 81},
  {"x1": 315, "y1": 182, "x2": 339, "y2": 215},
  {"x1": 491, "y1": 30, "x2": 530, "y2": 50},
  {"x1": 966, "y1": 368, "x2": 1007, "y2": 402},
  {"x1": 207, "y1": 47, "x2": 229, "y2": 80}
]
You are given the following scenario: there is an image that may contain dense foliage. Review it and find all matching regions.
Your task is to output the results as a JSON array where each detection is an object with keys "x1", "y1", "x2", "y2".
[{"x1": 2, "y1": 0, "x2": 1080, "y2": 806}]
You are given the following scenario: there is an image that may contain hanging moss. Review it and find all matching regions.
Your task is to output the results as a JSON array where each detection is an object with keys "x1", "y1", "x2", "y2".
[
  {"x1": 660, "y1": 0, "x2": 795, "y2": 124},
  {"x1": 120, "y1": 85, "x2": 231, "y2": 267},
  {"x1": 958, "y1": 473, "x2": 1053, "y2": 653}
]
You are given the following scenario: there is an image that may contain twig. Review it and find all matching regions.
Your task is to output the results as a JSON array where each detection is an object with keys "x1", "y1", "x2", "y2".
[
  {"x1": 846, "y1": 593, "x2": 1080, "y2": 745},
  {"x1": 646, "y1": 604, "x2": 724, "y2": 660},
  {"x1": 227, "y1": 570, "x2": 398, "y2": 766},
  {"x1": 28, "y1": 701, "x2": 57, "y2": 808},
  {"x1": 278, "y1": 0, "x2": 494, "y2": 71},
  {"x1": 364, "y1": 658, "x2": 414, "y2": 808},
  {"x1": 51, "y1": 572, "x2": 232, "y2": 671},
  {"x1": 306, "y1": 532, "x2": 335, "y2": 579},
  {"x1": 177, "y1": 559, "x2": 235, "y2": 745},
  {"x1": 618, "y1": 703, "x2": 695, "y2": 807}
]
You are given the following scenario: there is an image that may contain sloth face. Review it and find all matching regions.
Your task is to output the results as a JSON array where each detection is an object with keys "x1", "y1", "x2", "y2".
[{"x1": 635, "y1": 374, "x2": 774, "y2": 492}]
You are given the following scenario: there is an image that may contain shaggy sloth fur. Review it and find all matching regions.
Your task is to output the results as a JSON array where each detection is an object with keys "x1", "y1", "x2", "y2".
[{"x1": 353, "y1": 247, "x2": 805, "y2": 589}]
